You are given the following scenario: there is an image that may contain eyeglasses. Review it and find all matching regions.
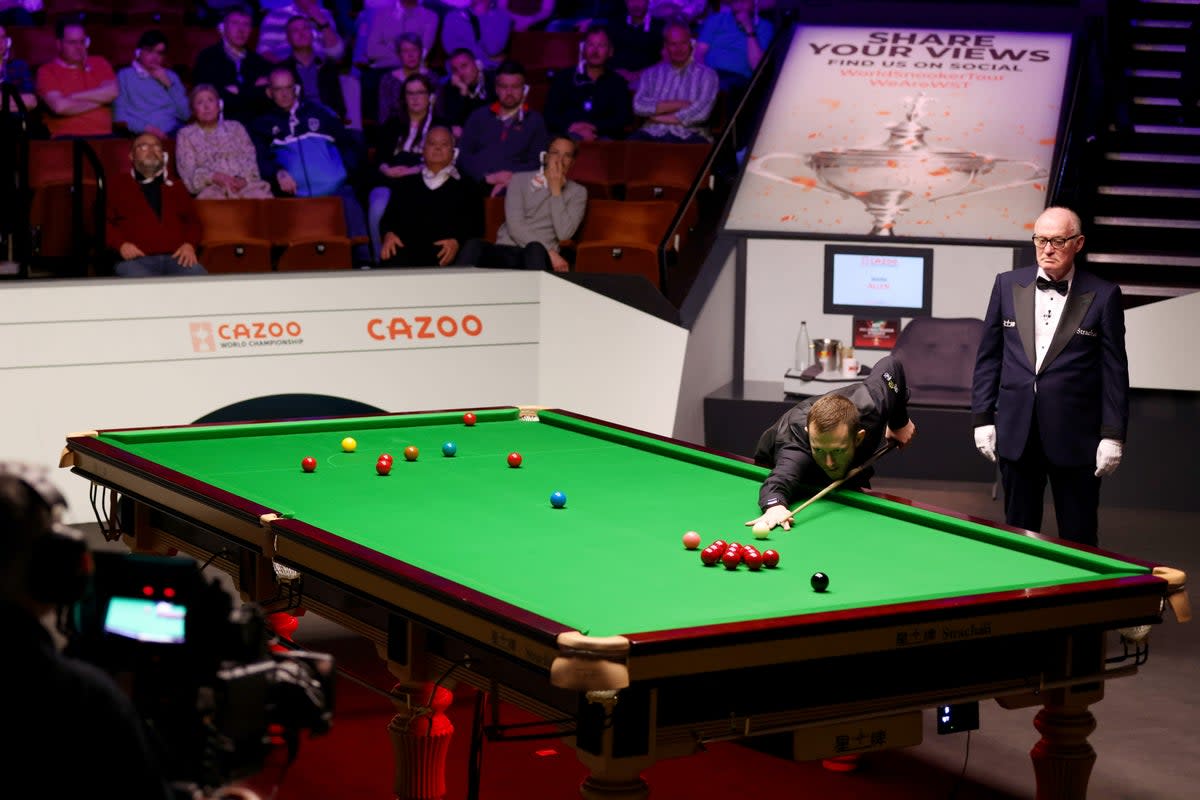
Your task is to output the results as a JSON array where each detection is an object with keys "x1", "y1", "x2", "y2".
[{"x1": 1032, "y1": 234, "x2": 1081, "y2": 250}]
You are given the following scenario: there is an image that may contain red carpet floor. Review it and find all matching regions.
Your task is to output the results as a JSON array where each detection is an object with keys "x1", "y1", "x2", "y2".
[{"x1": 238, "y1": 635, "x2": 1023, "y2": 800}]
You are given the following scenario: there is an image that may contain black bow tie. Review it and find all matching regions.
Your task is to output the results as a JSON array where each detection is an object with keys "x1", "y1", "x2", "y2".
[{"x1": 1036, "y1": 276, "x2": 1069, "y2": 296}]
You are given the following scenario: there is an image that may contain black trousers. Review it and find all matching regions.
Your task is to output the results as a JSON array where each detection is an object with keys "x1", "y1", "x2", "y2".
[
  {"x1": 455, "y1": 239, "x2": 551, "y2": 271},
  {"x1": 999, "y1": 416, "x2": 1101, "y2": 547}
]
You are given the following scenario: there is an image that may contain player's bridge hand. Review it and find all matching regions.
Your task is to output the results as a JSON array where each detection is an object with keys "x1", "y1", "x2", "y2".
[{"x1": 746, "y1": 505, "x2": 793, "y2": 532}]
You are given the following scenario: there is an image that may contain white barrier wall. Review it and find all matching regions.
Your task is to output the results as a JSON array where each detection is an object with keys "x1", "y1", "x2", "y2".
[{"x1": 1, "y1": 269, "x2": 687, "y2": 522}]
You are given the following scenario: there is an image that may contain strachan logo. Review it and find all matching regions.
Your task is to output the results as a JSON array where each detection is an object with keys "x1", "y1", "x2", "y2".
[{"x1": 189, "y1": 320, "x2": 305, "y2": 351}]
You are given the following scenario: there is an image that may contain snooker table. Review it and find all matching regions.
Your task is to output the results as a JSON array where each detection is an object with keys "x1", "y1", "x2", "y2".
[{"x1": 61, "y1": 407, "x2": 1181, "y2": 800}]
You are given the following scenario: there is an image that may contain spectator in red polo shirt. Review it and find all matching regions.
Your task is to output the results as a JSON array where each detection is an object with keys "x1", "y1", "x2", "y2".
[
  {"x1": 107, "y1": 133, "x2": 208, "y2": 277},
  {"x1": 35, "y1": 18, "x2": 118, "y2": 138}
]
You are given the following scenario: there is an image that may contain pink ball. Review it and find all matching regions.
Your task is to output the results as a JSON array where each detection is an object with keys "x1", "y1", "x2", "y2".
[{"x1": 682, "y1": 531, "x2": 702, "y2": 550}]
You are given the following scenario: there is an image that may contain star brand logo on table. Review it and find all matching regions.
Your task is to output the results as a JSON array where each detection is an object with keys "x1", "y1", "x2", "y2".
[
  {"x1": 189, "y1": 322, "x2": 215, "y2": 352},
  {"x1": 189, "y1": 320, "x2": 305, "y2": 351}
]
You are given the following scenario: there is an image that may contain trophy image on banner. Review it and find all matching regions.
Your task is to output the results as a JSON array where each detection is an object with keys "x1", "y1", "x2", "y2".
[{"x1": 747, "y1": 94, "x2": 1047, "y2": 236}]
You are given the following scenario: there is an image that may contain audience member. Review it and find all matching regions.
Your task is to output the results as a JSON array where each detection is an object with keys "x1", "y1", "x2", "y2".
[
  {"x1": 257, "y1": 0, "x2": 344, "y2": 64},
  {"x1": 457, "y1": 60, "x2": 548, "y2": 196},
  {"x1": 506, "y1": 0, "x2": 555, "y2": 32},
  {"x1": 36, "y1": 18, "x2": 118, "y2": 138},
  {"x1": 440, "y1": 0, "x2": 513, "y2": 73},
  {"x1": 114, "y1": 30, "x2": 190, "y2": 139},
  {"x1": 456, "y1": 135, "x2": 584, "y2": 272},
  {"x1": 434, "y1": 47, "x2": 493, "y2": 138},
  {"x1": 1, "y1": 23, "x2": 38, "y2": 113},
  {"x1": 545, "y1": 26, "x2": 631, "y2": 141},
  {"x1": 0, "y1": 463, "x2": 173, "y2": 800},
  {"x1": 354, "y1": 0, "x2": 438, "y2": 124},
  {"x1": 175, "y1": 84, "x2": 274, "y2": 198},
  {"x1": 368, "y1": 72, "x2": 447, "y2": 259},
  {"x1": 697, "y1": 0, "x2": 774, "y2": 91},
  {"x1": 192, "y1": 6, "x2": 273, "y2": 124},
  {"x1": 604, "y1": 0, "x2": 665, "y2": 89},
  {"x1": 107, "y1": 133, "x2": 208, "y2": 277},
  {"x1": 280, "y1": 14, "x2": 347, "y2": 119},
  {"x1": 251, "y1": 66, "x2": 370, "y2": 265},
  {"x1": 630, "y1": 18, "x2": 718, "y2": 143},
  {"x1": 0, "y1": 1, "x2": 36, "y2": 26},
  {"x1": 378, "y1": 126, "x2": 480, "y2": 266},
  {"x1": 377, "y1": 32, "x2": 432, "y2": 123}
]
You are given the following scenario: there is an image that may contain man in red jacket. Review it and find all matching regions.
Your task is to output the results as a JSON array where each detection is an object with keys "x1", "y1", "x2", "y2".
[{"x1": 107, "y1": 133, "x2": 207, "y2": 277}]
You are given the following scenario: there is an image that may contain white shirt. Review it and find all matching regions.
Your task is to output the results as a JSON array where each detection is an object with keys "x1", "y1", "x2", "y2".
[{"x1": 1034, "y1": 267, "x2": 1074, "y2": 372}]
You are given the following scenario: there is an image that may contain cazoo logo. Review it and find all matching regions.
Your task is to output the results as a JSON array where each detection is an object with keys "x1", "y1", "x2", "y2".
[
  {"x1": 367, "y1": 314, "x2": 484, "y2": 341},
  {"x1": 189, "y1": 320, "x2": 304, "y2": 352}
]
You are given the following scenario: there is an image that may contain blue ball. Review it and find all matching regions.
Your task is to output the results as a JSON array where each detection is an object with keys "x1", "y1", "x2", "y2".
[
  {"x1": 550, "y1": 490, "x2": 567, "y2": 509},
  {"x1": 441, "y1": 441, "x2": 457, "y2": 457}
]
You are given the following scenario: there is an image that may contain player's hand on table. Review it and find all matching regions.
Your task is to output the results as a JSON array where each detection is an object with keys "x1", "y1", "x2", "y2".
[
  {"x1": 548, "y1": 250, "x2": 570, "y2": 272},
  {"x1": 886, "y1": 420, "x2": 916, "y2": 448},
  {"x1": 974, "y1": 425, "x2": 996, "y2": 463},
  {"x1": 746, "y1": 504, "x2": 793, "y2": 533},
  {"x1": 1095, "y1": 438, "x2": 1123, "y2": 477}
]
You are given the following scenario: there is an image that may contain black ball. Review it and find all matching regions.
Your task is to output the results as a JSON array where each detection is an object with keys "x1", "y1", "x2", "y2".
[{"x1": 810, "y1": 572, "x2": 830, "y2": 592}]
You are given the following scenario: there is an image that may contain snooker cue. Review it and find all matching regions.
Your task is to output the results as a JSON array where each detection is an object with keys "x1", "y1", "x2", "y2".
[{"x1": 781, "y1": 440, "x2": 900, "y2": 526}]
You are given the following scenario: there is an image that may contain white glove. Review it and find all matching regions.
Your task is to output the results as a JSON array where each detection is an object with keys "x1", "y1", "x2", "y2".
[
  {"x1": 974, "y1": 425, "x2": 997, "y2": 463},
  {"x1": 1095, "y1": 438, "x2": 1123, "y2": 477}
]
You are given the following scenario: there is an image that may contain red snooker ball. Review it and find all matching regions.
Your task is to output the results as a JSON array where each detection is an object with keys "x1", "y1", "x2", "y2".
[
  {"x1": 721, "y1": 548, "x2": 742, "y2": 570},
  {"x1": 376, "y1": 459, "x2": 392, "y2": 476},
  {"x1": 743, "y1": 550, "x2": 764, "y2": 571},
  {"x1": 506, "y1": 452, "x2": 522, "y2": 468},
  {"x1": 378, "y1": 453, "x2": 393, "y2": 463},
  {"x1": 403, "y1": 446, "x2": 419, "y2": 462},
  {"x1": 762, "y1": 549, "x2": 780, "y2": 568},
  {"x1": 463, "y1": 412, "x2": 477, "y2": 426},
  {"x1": 301, "y1": 456, "x2": 317, "y2": 473},
  {"x1": 700, "y1": 546, "x2": 722, "y2": 566}
]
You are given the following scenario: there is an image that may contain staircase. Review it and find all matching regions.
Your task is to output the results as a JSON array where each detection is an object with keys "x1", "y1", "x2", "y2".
[{"x1": 1084, "y1": 0, "x2": 1200, "y2": 307}]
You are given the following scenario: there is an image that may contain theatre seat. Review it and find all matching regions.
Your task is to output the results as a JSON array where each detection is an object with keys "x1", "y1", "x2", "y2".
[
  {"x1": 27, "y1": 140, "x2": 100, "y2": 263},
  {"x1": 890, "y1": 317, "x2": 985, "y2": 408},
  {"x1": 509, "y1": 30, "x2": 583, "y2": 80},
  {"x1": 195, "y1": 199, "x2": 273, "y2": 274},
  {"x1": 268, "y1": 197, "x2": 354, "y2": 271},
  {"x1": 572, "y1": 200, "x2": 679, "y2": 289},
  {"x1": 571, "y1": 140, "x2": 625, "y2": 200},
  {"x1": 622, "y1": 141, "x2": 712, "y2": 203}
]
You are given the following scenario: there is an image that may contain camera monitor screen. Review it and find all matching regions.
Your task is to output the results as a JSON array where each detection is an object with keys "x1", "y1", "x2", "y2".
[
  {"x1": 103, "y1": 596, "x2": 187, "y2": 644},
  {"x1": 823, "y1": 244, "x2": 934, "y2": 317}
]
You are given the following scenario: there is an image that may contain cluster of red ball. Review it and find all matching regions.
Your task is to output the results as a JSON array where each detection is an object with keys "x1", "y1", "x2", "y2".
[{"x1": 699, "y1": 540, "x2": 779, "y2": 571}]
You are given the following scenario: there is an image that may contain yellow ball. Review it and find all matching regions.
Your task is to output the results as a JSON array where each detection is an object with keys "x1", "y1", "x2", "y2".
[{"x1": 341, "y1": 437, "x2": 357, "y2": 453}]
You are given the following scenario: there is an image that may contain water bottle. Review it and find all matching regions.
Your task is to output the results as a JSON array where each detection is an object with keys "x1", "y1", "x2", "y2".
[{"x1": 794, "y1": 321, "x2": 812, "y2": 370}]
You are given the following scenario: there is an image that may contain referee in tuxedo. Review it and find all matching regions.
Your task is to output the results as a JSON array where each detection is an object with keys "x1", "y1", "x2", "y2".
[{"x1": 971, "y1": 206, "x2": 1130, "y2": 547}]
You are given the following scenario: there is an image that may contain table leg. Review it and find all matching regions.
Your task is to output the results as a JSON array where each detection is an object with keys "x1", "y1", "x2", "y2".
[
  {"x1": 389, "y1": 682, "x2": 455, "y2": 800},
  {"x1": 1030, "y1": 691, "x2": 1097, "y2": 800}
]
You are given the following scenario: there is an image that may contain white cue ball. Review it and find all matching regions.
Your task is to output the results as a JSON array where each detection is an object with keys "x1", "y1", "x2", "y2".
[{"x1": 752, "y1": 521, "x2": 772, "y2": 539}]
